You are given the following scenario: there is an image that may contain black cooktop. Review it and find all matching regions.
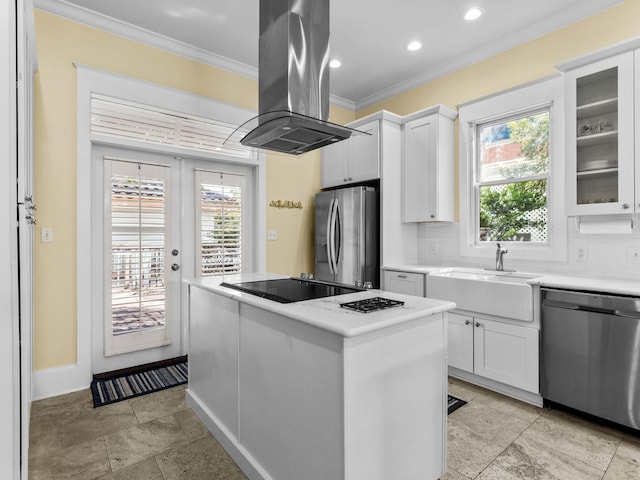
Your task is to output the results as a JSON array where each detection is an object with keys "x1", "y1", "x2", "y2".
[{"x1": 220, "y1": 278, "x2": 361, "y2": 304}]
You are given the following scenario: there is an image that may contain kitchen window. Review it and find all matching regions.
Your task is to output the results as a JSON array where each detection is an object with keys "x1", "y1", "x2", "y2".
[
  {"x1": 459, "y1": 76, "x2": 566, "y2": 261},
  {"x1": 475, "y1": 108, "x2": 549, "y2": 243}
]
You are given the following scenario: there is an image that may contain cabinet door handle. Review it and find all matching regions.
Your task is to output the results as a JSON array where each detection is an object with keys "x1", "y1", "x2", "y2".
[
  {"x1": 464, "y1": 320, "x2": 471, "y2": 325},
  {"x1": 475, "y1": 322, "x2": 481, "y2": 327},
  {"x1": 622, "y1": 203, "x2": 630, "y2": 209},
  {"x1": 397, "y1": 274, "x2": 408, "y2": 279}
]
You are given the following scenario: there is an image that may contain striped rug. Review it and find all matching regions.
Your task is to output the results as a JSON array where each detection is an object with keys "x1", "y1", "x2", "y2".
[
  {"x1": 447, "y1": 395, "x2": 467, "y2": 415},
  {"x1": 91, "y1": 361, "x2": 188, "y2": 408}
]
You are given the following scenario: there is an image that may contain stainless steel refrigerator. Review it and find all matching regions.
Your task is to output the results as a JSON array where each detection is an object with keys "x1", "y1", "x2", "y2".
[{"x1": 314, "y1": 186, "x2": 379, "y2": 287}]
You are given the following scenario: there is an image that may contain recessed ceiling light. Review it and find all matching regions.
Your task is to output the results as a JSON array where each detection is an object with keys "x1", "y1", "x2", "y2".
[
  {"x1": 329, "y1": 59, "x2": 342, "y2": 69},
  {"x1": 464, "y1": 7, "x2": 482, "y2": 21},
  {"x1": 407, "y1": 41, "x2": 422, "y2": 52}
]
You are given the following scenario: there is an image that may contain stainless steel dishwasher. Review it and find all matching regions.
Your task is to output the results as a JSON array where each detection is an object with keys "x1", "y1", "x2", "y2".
[{"x1": 540, "y1": 288, "x2": 640, "y2": 430}]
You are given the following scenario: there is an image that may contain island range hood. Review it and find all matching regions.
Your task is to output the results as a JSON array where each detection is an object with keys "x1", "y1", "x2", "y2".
[{"x1": 226, "y1": 0, "x2": 360, "y2": 155}]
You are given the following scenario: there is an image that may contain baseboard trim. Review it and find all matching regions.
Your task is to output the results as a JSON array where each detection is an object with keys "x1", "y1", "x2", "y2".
[
  {"x1": 186, "y1": 389, "x2": 270, "y2": 480},
  {"x1": 33, "y1": 364, "x2": 91, "y2": 400},
  {"x1": 448, "y1": 367, "x2": 543, "y2": 407}
]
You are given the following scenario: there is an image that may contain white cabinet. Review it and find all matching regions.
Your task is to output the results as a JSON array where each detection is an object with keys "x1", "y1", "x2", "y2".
[
  {"x1": 321, "y1": 119, "x2": 380, "y2": 188},
  {"x1": 564, "y1": 51, "x2": 635, "y2": 215},
  {"x1": 187, "y1": 285, "x2": 448, "y2": 480},
  {"x1": 402, "y1": 106, "x2": 457, "y2": 222},
  {"x1": 188, "y1": 285, "x2": 239, "y2": 439},
  {"x1": 447, "y1": 313, "x2": 474, "y2": 372},
  {"x1": 473, "y1": 317, "x2": 539, "y2": 392},
  {"x1": 382, "y1": 269, "x2": 425, "y2": 296},
  {"x1": 447, "y1": 312, "x2": 539, "y2": 393}
]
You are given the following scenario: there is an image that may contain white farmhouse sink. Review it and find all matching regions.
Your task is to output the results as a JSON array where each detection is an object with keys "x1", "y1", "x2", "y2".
[{"x1": 426, "y1": 270, "x2": 539, "y2": 321}]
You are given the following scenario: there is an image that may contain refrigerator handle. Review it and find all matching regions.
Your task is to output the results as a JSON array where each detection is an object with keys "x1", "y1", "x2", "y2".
[
  {"x1": 334, "y1": 200, "x2": 341, "y2": 270},
  {"x1": 327, "y1": 198, "x2": 336, "y2": 275}
]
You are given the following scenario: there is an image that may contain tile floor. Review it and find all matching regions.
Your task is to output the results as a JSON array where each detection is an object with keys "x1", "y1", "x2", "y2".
[
  {"x1": 28, "y1": 377, "x2": 640, "y2": 479},
  {"x1": 28, "y1": 384, "x2": 246, "y2": 480},
  {"x1": 444, "y1": 378, "x2": 640, "y2": 480}
]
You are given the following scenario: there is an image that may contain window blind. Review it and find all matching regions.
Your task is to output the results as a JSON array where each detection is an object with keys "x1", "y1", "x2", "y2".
[
  {"x1": 196, "y1": 171, "x2": 244, "y2": 277},
  {"x1": 91, "y1": 94, "x2": 251, "y2": 159},
  {"x1": 110, "y1": 168, "x2": 167, "y2": 334}
]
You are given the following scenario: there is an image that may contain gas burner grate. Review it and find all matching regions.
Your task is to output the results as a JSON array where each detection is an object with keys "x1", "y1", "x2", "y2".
[{"x1": 340, "y1": 297, "x2": 405, "y2": 313}]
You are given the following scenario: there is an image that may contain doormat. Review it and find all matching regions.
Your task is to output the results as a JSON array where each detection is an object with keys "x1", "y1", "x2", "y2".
[
  {"x1": 91, "y1": 358, "x2": 188, "y2": 408},
  {"x1": 448, "y1": 395, "x2": 467, "y2": 415}
]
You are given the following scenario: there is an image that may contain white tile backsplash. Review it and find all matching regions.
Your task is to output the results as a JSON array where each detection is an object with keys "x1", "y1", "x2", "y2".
[{"x1": 418, "y1": 217, "x2": 640, "y2": 281}]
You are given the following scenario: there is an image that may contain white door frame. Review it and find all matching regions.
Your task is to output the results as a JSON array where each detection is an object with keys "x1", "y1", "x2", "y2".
[
  {"x1": 28, "y1": 65, "x2": 268, "y2": 397},
  {"x1": 1, "y1": 0, "x2": 21, "y2": 477}
]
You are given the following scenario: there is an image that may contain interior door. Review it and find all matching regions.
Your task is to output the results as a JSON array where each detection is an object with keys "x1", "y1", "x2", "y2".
[{"x1": 93, "y1": 146, "x2": 182, "y2": 373}]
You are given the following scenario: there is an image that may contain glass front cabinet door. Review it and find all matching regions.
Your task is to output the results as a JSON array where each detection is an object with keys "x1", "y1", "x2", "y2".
[{"x1": 564, "y1": 51, "x2": 635, "y2": 216}]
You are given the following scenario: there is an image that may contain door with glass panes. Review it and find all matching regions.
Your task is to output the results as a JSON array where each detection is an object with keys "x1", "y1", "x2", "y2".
[{"x1": 94, "y1": 147, "x2": 182, "y2": 373}]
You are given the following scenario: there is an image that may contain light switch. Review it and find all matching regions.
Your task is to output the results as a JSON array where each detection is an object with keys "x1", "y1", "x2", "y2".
[
  {"x1": 41, "y1": 227, "x2": 53, "y2": 243},
  {"x1": 267, "y1": 230, "x2": 277, "y2": 241}
]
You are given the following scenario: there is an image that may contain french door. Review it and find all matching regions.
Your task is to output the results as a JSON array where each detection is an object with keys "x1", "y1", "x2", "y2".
[{"x1": 93, "y1": 147, "x2": 182, "y2": 373}]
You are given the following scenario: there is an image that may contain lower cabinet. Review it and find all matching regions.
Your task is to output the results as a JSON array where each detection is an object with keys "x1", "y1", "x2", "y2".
[
  {"x1": 448, "y1": 312, "x2": 539, "y2": 393},
  {"x1": 447, "y1": 313, "x2": 474, "y2": 372},
  {"x1": 382, "y1": 269, "x2": 425, "y2": 296}
]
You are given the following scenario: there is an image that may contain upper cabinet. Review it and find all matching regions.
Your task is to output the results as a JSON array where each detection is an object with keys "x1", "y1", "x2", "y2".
[
  {"x1": 401, "y1": 106, "x2": 457, "y2": 222},
  {"x1": 563, "y1": 51, "x2": 635, "y2": 215},
  {"x1": 321, "y1": 119, "x2": 380, "y2": 188}
]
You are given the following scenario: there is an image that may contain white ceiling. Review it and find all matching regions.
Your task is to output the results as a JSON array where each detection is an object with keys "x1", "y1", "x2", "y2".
[{"x1": 36, "y1": 0, "x2": 622, "y2": 110}]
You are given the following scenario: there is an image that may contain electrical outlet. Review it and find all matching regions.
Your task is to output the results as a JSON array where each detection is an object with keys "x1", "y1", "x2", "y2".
[
  {"x1": 428, "y1": 241, "x2": 438, "y2": 255},
  {"x1": 628, "y1": 247, "x2": 640, "y2": 263},
  {"x1": 267, "y1": 230, "x2": 277, "y2": 241},
  {"x1": 575, "y1": 245, "x2": 587, "y2": 262}
]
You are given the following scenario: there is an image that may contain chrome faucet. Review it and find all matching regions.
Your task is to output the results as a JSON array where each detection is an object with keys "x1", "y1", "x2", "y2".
[{"x1": 496, "y1": 243, "x2": 508, "y2": 271}]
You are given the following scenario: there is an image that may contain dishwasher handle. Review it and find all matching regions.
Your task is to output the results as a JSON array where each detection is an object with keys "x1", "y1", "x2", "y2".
[{"x1": 543, "y1": 299, "x2": 640, "y2": 319}]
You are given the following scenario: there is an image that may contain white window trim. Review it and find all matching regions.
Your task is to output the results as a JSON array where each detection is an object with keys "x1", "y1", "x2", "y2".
[
  {"x1": 458, "y1": 75, "x2": 567, "y2": 262},
  {"x1": 74, "y1": 64, "x2": 266, "y2": 390}
]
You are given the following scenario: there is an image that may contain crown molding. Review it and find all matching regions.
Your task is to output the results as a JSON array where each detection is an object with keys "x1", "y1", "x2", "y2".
[
  {"x1": 34, "y1": 0, "x2": 354, "y2": 110},
  {"x1": 354, "y1": 0, "x2": 622, "y2": 111},
  {"x1": 35, "y1": 0, "x2": 258, "y2": 79},
  {"x1": 34, "y1": 0, "x2": 620, "y2": 113}
]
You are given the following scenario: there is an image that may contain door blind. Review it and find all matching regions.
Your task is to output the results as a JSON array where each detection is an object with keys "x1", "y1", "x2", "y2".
[
  {"x1": 110, "y1": 169, "x2": 167, "y2": 335},
  {"x1": 197, "y1": 171, "x2": 243, "y2": 277}
]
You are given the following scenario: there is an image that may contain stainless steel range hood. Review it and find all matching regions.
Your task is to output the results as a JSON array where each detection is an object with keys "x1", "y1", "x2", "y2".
[{"x1": 226, "y1": 0, "x2": 361, "y2": 155}]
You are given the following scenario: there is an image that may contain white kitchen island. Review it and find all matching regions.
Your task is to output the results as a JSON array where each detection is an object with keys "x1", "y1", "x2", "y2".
[{"x1": 186, "y1": 273, "x2": 455, "y2": 480}]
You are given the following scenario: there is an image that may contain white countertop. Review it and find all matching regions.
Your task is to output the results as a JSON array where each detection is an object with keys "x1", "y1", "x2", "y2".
[
  {"x1": 528, "y1": 275, "x2": 640, "y2": 297},
  {"x1": 383, "y1": 265, "x2": 640, "y2": 297},
  {"x1": 186, "y1": 273, "x2": 456, "y2": 338}
]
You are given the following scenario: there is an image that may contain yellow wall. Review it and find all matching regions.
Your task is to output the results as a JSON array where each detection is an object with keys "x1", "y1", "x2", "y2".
[
  {"x1": 34, "y1": 1, "x2": 640, "y2": 371},
  {"x1": 359, "y1": 2, "x2": 640, "y2": 118},
  {"x1": 33, "y1": 10, "x2": 352, "y2": 370},
  {"x1": 357, "y1": 1, "x2": 640, "y2": 222},
  {"x1": 265, "y1": 105, "x2": 355, "y2": 276}
]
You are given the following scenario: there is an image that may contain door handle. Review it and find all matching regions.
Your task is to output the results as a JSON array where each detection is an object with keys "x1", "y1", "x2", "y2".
[
  {"x1": 171, "y1": 263, "x2": 180, "y2": 271},
  {"x1": 327, "y1": 198, "x2": 336, "y2": 274}
]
